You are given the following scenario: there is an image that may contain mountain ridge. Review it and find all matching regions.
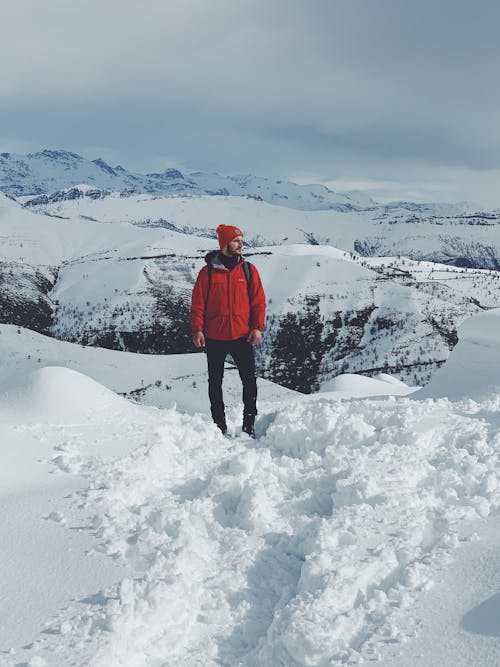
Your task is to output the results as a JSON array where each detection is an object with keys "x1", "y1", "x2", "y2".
[{"x1": 0, "y1": 148, "x2": 367, "y2": 211}]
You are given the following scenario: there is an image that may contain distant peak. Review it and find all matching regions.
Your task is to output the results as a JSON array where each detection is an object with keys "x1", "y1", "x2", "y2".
[
  {"x1": 91, "y1": 158, "x2": 117, "y2": 175},
  {"x1": 29, "y1": 149, "x2": 84, "y2": 161},
  {"x1": 145, "y1": 168, "x2": 184, "y2": 180}
]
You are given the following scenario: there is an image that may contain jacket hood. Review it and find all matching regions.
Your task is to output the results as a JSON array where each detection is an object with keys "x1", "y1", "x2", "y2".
[{"x1": 205, "y1": 249, "x2": 244, "y2": 268}]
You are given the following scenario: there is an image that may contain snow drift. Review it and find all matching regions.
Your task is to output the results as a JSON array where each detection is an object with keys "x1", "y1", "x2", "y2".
[
  {"x1": 416, "y1": 308, "x2": 500, "y2": 401},
  {"x1": 0, "y1": 366, "x2": 140, "y2": 424}
]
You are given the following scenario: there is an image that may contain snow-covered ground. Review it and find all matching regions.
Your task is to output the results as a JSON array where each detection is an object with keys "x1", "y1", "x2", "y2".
[{"x1": 1, "y1": 310, "x2": 500, "y2": 666}]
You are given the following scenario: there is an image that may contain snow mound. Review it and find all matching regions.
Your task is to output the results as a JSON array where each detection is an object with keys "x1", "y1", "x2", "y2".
[
  {"x1": 320, "y1": 372, "x2": 417, "y2": 398},
  {"x1": 0, "y1": 366, "x2": 139, "y2": 424},
  {"x1": 416, "y1": 308, "x2": 500, "y2": 400}
]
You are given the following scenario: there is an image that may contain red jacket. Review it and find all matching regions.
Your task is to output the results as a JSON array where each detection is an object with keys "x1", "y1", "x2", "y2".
[{"x1": 191, "y1": 252, "x2": 266, "y2": 340}]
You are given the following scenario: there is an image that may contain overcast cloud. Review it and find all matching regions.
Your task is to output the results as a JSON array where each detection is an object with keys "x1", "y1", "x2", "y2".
[{"x1": 1, "y1": 0, "x2": 500, "y2": 206}]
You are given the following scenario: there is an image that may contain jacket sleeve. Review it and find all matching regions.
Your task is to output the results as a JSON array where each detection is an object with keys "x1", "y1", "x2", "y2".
[
  {"x1": 249, "y1": 264, "x2": 266, "y2": 331},
  {"x1": 190, "y1": 267, "x2": 209, "y2": 333}
]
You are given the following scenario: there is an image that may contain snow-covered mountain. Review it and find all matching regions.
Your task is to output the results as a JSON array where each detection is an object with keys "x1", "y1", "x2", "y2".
[
  {"x1": 1, "y1": 149, "x2": 499, "y2": 392},
  {"x1": 23, "y1": 186, "x2": 500, "y2": 270},
  {"x1": 0, "y1": 149, "x2": 366, "y2": 211},
  {"x1": 3, "y1": 148, "x2": 498, "y2": 270},
  {"x1": 1, "y1": 191, "x2": 499, "y2": 391}
]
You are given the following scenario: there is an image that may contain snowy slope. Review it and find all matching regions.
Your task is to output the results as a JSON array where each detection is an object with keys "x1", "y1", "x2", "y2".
[
  {"x1": 416, "y1": 308, "x2": 500, "y2": 401},
  {"x1": 26, "y1": 190, "x2": 500, "y2": 269},
  {"x1": 0, "y1": 324, "x2": 296, "y2": 414},
  {"x1": 1, "y1": 308, "x2": 500, "y2": 665}
]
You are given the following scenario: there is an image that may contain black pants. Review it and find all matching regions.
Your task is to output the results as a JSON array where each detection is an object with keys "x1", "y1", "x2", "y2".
[{"x1": 205, "y1": 337, "x2": 257, "y2": 425}]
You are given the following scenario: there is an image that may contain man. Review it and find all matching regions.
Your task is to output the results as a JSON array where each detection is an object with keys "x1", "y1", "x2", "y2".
[{"x1": 190, "y1": 224, "x2": 266, "y2": 437}]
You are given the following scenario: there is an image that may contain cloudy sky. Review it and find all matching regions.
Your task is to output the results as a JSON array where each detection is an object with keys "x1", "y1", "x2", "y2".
[{"x1": 1, "y1": 0, "x2": 500, "y2": 206}]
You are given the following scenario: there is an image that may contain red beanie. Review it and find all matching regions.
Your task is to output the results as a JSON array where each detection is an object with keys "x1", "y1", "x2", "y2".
[{"x1": 216, "y1": 224, "x2": 244, "y2": 249}]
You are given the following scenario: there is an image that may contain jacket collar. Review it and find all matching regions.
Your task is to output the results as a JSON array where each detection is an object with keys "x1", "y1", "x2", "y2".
[{"x1": 205, "y1": 250, "x2": 243, "y2": 269}]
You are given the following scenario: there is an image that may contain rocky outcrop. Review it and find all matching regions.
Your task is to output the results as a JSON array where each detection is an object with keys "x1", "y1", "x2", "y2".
[{"x1": 0, "y1": 262, "x2": 57, "y2": 334}]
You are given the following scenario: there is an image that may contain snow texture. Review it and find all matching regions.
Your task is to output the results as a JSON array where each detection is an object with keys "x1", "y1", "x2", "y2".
[{"x1": 2, "y1": 309, "x2": 500, "y2": 666}]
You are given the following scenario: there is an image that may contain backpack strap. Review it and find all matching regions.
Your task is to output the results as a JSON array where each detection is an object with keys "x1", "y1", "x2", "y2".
[
  {"x1": 204, "y1": 251, "x2": 217, "y2": 303},
  {"x1": 242, "y1": 260, "x2": 252, "y2": 294},
  {"x1": 243, "y1": 262, "x2": 254, "y2": 329}
]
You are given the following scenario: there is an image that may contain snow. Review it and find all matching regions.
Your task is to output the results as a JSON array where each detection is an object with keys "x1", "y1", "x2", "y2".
[
  {"x1": 1, "y1": 311, "x2": 500, "y2": 665},
  {"x1": 2, "y1": 187, "x2": 499, "y2": 391},
  {"x1": 381, "y1": 515, "x2": 500, "y2": 666},
  {"x1": 0, "y1": 190, "x2": 206, "y2": 267},
  {"x1": 319, "y1": 372, "x2": 418, "y2": 398},
  {"x1": 1, "y1": 150, "x2": 365, "y2": 211},
  {"x1": 1, "y1": 168, "x2": 500, "y2": 664},
  {"x1": 0, "y1": 366, "x2": 139, "y2": 424},
  {"x1": 416, "y1": 308, "x2": 500, "y2": 401},
  {"x1": 0, "y1": 324, "x2": 296, "y2": 413},
  {"x1": 0, "y1": 390, "x2": 131, "y2": 654},
  {"x1": 26, "y1": 190, "x2": 500, "y2": 270}
]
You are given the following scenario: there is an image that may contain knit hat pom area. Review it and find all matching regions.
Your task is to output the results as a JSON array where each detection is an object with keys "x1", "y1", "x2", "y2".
[{"x1": 216, "y1": 224, "x2": 244, "y2": 249}]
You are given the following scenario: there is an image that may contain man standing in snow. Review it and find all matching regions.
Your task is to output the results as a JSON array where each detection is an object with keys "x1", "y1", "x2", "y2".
[{"x1": 191, "y1": 224, "x2": 266, "y2": 437}]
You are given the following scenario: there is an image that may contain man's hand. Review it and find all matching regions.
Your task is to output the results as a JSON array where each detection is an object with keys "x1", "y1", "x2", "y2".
[
  {"x1": 193, "y1": 331, "x2": 205, "y2": 348},
  {"x1": 247, "y1": 329, "x2": 262, "y2": 345}
]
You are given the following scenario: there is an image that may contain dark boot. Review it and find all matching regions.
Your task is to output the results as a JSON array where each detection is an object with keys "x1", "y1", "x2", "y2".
[
  {"x1": 215, "y1": 419, "x2": 227, "y2": 435},
  {"x1": 242, "y1": 413, "x2": 255, "y2": 438}
]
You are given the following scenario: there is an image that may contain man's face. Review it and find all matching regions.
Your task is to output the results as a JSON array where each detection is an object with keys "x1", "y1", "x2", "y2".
[{"x1": 225, "y1": 235, "x2": 244, "y2": 256}]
